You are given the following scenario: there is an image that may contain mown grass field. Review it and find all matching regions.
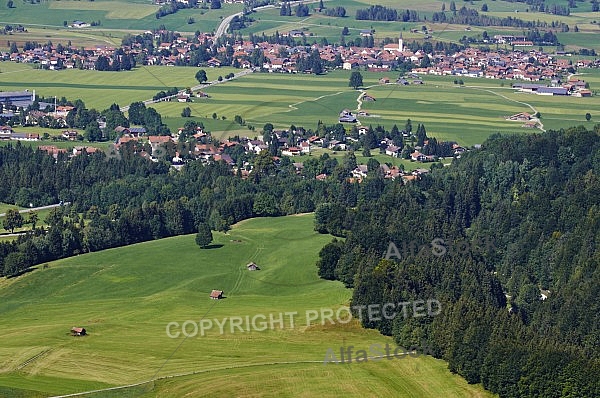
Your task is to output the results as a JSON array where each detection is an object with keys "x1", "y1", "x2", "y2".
[
  {"x1": 0, "y1": 62, "x2": 237, "y2": 110},
  {"x1": 0, "y1": 202, "x2": 23, "y2": 214},
  {"x1": 0, "y1": 214, "x2": 495, "y2": 397},
  {"x1": 241, "y1": 0, "x2": 600, "y2": 51},
  {"x1": 158, "y1": 69, "x2": 600, "y2": 147},
  {"x1": 0, "y1": 0, "x2": 597, "y2": 51}
]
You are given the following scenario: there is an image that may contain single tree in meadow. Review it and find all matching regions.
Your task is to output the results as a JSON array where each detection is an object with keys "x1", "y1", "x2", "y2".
[
  {"x1": 195, "y1": 69, "x2": 208, "y2": 84},
  {"x1": 349, "y1": 71, "x2": 363, "y2": 89},
  {"x1": 585, "y1": 112, "x2": 592, "y2": 121},
  {"x1": 28, "y1": 211, "x2": 39, "y2": 230},
  {"x1": 195, "y1": 222, "x2": 213, "y2": 248}
]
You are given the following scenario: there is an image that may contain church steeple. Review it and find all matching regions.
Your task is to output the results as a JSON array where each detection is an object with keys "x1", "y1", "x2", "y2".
[{"x1": 399, "y1": 33, "x2": 404, "y2": 52}]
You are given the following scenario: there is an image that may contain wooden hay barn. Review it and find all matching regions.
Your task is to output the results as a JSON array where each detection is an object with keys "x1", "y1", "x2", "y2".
[
  {"x1": 71, "y1": 327, "x2": 86, "y2": 336},
  {"x1": 246, "y1": 262, "x2": 260, "y2": 271},
  {"x1": 210, "y1": 290, "x2": 224, "y2": 300}
]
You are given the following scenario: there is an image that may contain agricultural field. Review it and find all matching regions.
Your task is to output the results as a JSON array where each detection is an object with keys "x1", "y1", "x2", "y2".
[
  {"x1": 156, "y1": 69, "x2": 600, "y2": 147},
  {"x1": 0, "y1": 202, "x2": 23, "y2": 215},
  {"x1": 241, "y1": 0, "x2": 600, "y2": 51},
  {"x1": 0, "y1": 0, "x2": 597, "y2": 51},
  {"x1": 0, "y1": 214, "x2": 494, "y2": 397},
  {"x1": 0, "y1": 0, "x2": 243, "y2": 44},
  {"x1": 0, "y1": 62, "x2": 236, "y2": 110},
  {"x1": 1, "y1": 60, "x2": 598, "y2": 147}
]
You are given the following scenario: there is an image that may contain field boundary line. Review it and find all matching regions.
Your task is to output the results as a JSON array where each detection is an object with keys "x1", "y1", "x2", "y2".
[
  {"x1": 466, "y1": 86, "x2": 545, "y2": 132},
  {"x1": 46, "y1": 360, "x2": 327, "y2": 398},
  {"x1": 48, "y1": 350, "x2": 427, "y2": 397}
]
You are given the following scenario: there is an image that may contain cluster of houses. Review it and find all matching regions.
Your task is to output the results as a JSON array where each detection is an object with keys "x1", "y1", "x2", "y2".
[
  {"x1": 38, "y1": 145, "x2": 100, "y2": 159},
  {"x1": 0, "y1": 125, "x2": 82, "y2": 142},
  {"x1": 2, "y1": 26, "x2": 598, "y2": 81},
  {"x1": 408, "y1": 47, "x2": 596, "y2": 85},
  {"x1": 348, "y1": 163, "x2": 432, "y2": 184}
]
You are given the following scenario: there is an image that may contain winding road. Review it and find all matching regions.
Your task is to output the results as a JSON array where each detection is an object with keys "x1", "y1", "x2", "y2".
[{"x1": 0, "y1": 202, "x2": 69, "y2": 218}]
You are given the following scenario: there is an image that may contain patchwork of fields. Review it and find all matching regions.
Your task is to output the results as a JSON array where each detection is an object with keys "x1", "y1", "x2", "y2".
[{"x1": 1, "y1": 62, "x2": 598, "y2": 147}]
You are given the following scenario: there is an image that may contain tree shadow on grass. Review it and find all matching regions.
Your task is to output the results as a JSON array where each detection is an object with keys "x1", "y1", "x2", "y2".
[{"x1": 201, "y1": 244, "x2": 224, "y2": 249}]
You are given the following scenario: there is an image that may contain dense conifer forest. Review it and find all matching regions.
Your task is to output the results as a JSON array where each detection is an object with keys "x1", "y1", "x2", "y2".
[{"x1": 316, "y1": 127, "x2": 600, "y2": 397}]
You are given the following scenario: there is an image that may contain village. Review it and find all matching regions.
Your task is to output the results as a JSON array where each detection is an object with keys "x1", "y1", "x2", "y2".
[
  {"x1": 2, "y1": 25, "x2": 598, "y2": 90},
  {"x1": 0, "y1": 26, "x2": 596, "y2": 187}
]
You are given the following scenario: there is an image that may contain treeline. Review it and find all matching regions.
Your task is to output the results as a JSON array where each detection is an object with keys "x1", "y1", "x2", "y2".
[
  {"x1": 315, "y1": 126, "x2": 600, "y2": 397},
  {"x1": 0, "y1": 142, "x2": 380, "y2": 277},
  {"x1": 155, "y1": 0, "x2": 200, "y2": 19},
  {"x1": 280, "y1": 1, "x2": 309, "y2": 17},
  {"x1": 432, "y1": 6, "x2": 561, "y2": 28},
  {"x1": 324, "y1": 6, "x2": 346, "y2": 17},
  {"x1": 94, "y1": 49, "x2": 136, "y2": 71},
  {"x1": 355, "y1": 5, "x2": 420, "y2": 22}
]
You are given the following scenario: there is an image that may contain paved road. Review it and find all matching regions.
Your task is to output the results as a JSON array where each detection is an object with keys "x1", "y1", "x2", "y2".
[
  {"x1": 120, "y1": 0, "x2": 327, "y2": 113},
  {"x1": 215, "y1": 11, "x2": 244, "y2": 39},
  {"x1": 0, "y1": 202, "x2": 70, "y2": 217}
]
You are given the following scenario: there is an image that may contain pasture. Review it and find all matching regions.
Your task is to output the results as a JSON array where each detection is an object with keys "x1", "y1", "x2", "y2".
[
  {"x1": 0, "y1": 62, "x2": 237, "y2": 110},
  {"x1": 0, "y1": 214, "x2": 494, "y2": 397},
  {"x1": 157, "y1": 70, "x2": 600, "y2": 147},
  {"x1": 1, "y1": 61, "x2": 597, "y2": 147},
  {"x1": 0, "y1": 202, "x2": 23, "y2": 215},
  {"x1": 241, "y1": 0, "x2": 600, "y2": 51}
]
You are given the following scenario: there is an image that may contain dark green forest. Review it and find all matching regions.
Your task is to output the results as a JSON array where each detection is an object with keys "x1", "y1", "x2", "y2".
[
  {"x1": 0, "y1": 142, "x2": 358, "y2": 276},
  {"x1": 316, "y1": 126, "x2": 600, "y2": 397}
]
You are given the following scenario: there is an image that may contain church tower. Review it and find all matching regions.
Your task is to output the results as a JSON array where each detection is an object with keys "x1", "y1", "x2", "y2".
[{"x1": 399, "y1": 33, "x2": 404, "y2": 52}]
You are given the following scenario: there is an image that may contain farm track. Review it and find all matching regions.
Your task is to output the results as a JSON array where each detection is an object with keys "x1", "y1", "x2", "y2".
[
  {"x1": 466, "y1": 86, "x2": 545, "y2": 132},
  {"x1": 15, "y1": 348, "x2": 52, "y2": 370}
]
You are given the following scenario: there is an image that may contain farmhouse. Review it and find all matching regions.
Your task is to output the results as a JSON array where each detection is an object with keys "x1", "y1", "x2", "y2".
[
  {"x1": 339, "y1": 109, "x2": 357, "y2": 123},
  {"x1": 71, "y1": 327, "x2": 86, "y2": 336},
  {"x1": 506, "y1": 112, "x2": 532, "y2": 121},
  {"x1": 246, "y1": 262, "x2": 260, "y2": 271},
  {"x1": 362, "y1": 94, "x2": 376, "y2": 102},
  {"x1": 210, "y1": 290, "x2": 224, "y2": 299},
  {"x1": 39, "y1": 145, "x2": 68, "y2": 158},
  {"x1": 0, "y1": 125, "x2": 13, "y2": 140},
  {"x1": 71, "y1": 21, "x2": 91, "y2": 28},
  {"x1": 11, "y1": 133, "x2": 39, "y2": 141},
  {"x1": 62, "y1": 130, "x2": 79, "y2": 140}
]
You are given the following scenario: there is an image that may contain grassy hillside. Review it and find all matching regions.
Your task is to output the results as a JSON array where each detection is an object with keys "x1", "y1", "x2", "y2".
[{"x1": 0, "y1": 214, "x2": 494, "y2": 397}]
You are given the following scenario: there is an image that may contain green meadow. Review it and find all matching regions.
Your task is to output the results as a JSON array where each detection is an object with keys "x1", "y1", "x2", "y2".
[
  {"x1": 157, "y1": 70, "x2": 600, "y2": 147},
  {"x1": 0, "y1": 0, "x2": 243, "y2": 37},
  {"x1": 241, "y1": 0, "x2": 600, "y2": 51},
  {"x1": 0, "y1": 202, "x2": 23, "y2": 215},
  {"x1": 0, "y1": 214, "x2": 494, "y2": 397},
  {"x1": 0, "y1": 0, "x2": 597, "y2": 51},
  {"x1": 0, "y1": 62, "x2": 237, "y2": 110}
]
